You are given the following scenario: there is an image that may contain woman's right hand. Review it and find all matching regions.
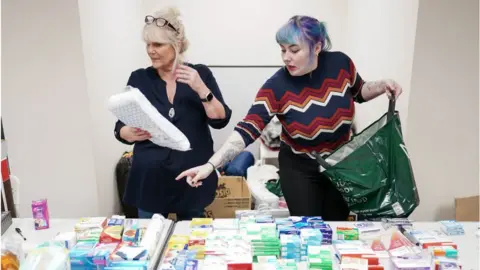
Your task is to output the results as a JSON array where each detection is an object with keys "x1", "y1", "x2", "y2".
[
  {"x1": 176, "y1": 163, "x2": 215, "y2": 187},
  {"x1": 120, "y1": 126, "x2": 151, "y2": 143}
]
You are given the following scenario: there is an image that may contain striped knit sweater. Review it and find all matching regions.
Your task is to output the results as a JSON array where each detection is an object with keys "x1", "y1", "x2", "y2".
[{"x1": 234, "y1": 51, "x2": 365, "y2": 159}]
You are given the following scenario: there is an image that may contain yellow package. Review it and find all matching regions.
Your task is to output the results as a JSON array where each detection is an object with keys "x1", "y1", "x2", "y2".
[
  {"x1": 187, "y1": 244, "x2": 205, "y2": 259},
  {"x1": 190, "y1": 218, "x2": 213, "y2": 227},
  {"x1": 168, "y1": 235, "x2": 189, "y2": 243},
  {"x1": 190, "y1": 230, "x2": 209, "y2": 239},
  {"x1": 167, "y1": 235, "x2": 189, "y2": 250},
  {"x1": 194, "y1": 250, "x2": 205, "y2": 259}
]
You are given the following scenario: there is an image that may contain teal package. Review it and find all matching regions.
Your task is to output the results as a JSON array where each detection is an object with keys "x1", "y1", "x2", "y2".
[
  {"x1": 69, "y1": 241, "x2": 97, "y2": 269},
  {"x1": 106, "y1": 260, "x2": 148, "y2": 269}
]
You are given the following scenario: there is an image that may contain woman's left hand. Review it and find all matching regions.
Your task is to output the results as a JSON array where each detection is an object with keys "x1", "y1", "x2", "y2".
[
  {"x1": 383, "y1": 79, "x2": 403, "y2": 100},
  {"x1": 175, "y1": 64, "x2": 207, "y2": 94}
]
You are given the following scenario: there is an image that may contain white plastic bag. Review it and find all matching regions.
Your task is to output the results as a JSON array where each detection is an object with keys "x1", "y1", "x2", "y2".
[
  {"x1": 246, "y1": 161, "x2": 280, "y2": 209},
  {"x1": 107, "y1": 86, "x2": 191, "y2": 151},
  {"x1": 20, "y1": 242, "x2": 69, "y2": 270}
]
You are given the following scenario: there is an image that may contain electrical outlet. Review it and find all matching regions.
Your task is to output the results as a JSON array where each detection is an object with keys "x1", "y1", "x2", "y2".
[{"x1": 10, "y1": 175, "x2": 20, "y2": 205}]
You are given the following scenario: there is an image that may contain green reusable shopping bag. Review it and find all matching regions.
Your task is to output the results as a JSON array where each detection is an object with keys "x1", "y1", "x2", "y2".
[{"x1": 315, "y1": 100, "x2": 420, "y2": 220}]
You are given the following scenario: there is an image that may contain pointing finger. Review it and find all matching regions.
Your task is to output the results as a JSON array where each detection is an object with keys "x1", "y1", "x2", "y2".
[
  {"x1": 176, "y1": 169, "x2": 194, "y2": 180},
  {"x1": 176, "y1": 170, "x2": 189, "y2": 181}
]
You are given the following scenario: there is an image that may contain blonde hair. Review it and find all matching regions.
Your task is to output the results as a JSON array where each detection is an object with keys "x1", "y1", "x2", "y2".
[{"x1": 142, "y1": 7, "x2": 189, "y2": 67}]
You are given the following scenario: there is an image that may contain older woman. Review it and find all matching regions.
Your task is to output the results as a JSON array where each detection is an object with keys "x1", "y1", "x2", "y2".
[
  {"x1": 177, "y1": 15, "x2": 402, "y2": 221},
  {"x1": 114, "y1": 7, "x2": 232, "y2": 220}
]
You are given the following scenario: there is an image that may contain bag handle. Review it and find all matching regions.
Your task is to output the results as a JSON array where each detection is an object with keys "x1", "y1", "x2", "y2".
[
  {"x1": 313, "y1": 151, "x2": 332, "y2": 170},
  {"x1": 387, "y1": 98, "x2": 396, "y2": 120},
  {"x1": 314, "y1": 98, "x2": 396, "y2": 170}
]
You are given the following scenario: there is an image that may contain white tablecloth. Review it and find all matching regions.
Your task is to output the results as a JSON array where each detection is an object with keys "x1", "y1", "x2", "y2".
[
  {"x1": 2, "y1": 218, "x2": 174, "y2": 270},
  {"x1": 160, "y1": 221, "x2": 480, "y2": 270}
]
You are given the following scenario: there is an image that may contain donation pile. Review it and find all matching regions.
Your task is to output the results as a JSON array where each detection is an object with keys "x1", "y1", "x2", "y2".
[
  {"x1": 159, "y1": 216, "x2": 335, "y2": 270},
  {"x1": 19, "y1": 214, "x2": 165, "y2": 269},
  {"x1": 158, "y1": 216, "x2": 465, "y2": 270}
]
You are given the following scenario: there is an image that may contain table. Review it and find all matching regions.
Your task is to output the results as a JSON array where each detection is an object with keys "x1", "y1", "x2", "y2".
[
  {"x1": 160, "y1": 221, "x2": 480, "y2": 270},
  {"x1": 3, "y1": 218, "x2": 175, "y2": 270}
]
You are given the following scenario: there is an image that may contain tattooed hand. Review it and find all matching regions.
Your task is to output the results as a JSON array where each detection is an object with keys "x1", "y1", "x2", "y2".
[
  {"x1": 383, "y1": 79, "x2": 402, "y2": 100},
  {"x1": 176, "y1": 163, "x2": 214, "y2": 187},
  {"x1": 361, "y1": 79, "x2": 403, "y2": 101},
  {"x1": 176, "y1": 131, "x2": 246, "y2": 186}
]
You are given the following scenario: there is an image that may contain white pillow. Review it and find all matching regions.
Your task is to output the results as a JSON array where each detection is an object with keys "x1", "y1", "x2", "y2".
[{"x1": 107, "y1": 86, "x2": 191, "y2": 151}]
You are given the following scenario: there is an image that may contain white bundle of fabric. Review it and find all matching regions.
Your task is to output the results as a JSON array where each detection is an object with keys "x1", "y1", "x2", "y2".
[
  {"x1": 107, "y1": 86, "x2": 191, "y2": 151},
  {"x1": 260, "y1": 116, "x2": 282, "y2": 149}
]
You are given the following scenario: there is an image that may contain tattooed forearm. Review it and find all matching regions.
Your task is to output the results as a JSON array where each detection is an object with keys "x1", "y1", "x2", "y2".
[
  {"x1": 208, "y1": 131, "x2": 246, "y2": 168},
  {"x1": 360, "y1": 80, "x2": 386, "y2": 101}
]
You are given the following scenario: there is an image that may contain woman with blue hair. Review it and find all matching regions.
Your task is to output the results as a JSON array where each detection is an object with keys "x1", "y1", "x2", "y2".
[{"x1": 177, "y1": 15, "x2": 402, "y2": 221}]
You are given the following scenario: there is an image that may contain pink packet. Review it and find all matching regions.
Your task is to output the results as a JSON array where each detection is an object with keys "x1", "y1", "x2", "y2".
[{"x1": 32, "y1": 199, "x2": 50, "y2": 230}]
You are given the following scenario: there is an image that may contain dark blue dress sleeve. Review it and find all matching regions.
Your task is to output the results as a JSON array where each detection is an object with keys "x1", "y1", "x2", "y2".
[
  {"x1": 201, "y1": 65, "x2": 232, "y2": 129},
  {"x1": 114, "y1": 71, "x2": 137, "y2": 145}
]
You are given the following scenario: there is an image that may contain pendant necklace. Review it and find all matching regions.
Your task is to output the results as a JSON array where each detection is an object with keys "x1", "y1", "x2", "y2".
[{"x1": 169, "y1": 107, "x2": 175, "y2": 118}]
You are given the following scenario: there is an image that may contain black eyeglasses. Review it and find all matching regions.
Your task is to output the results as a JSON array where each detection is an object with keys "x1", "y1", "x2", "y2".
[{"x1": 145, "y1": 15, "x2": 179, "y2": 34}]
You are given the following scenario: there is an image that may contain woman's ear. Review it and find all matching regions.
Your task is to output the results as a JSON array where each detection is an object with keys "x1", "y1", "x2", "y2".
[
  {"x1": 314, "y1": 42, "x2": 322, "y2": 56},
  {"x1": 178, "y1": 40, "x2": 183, "y2": 52}
]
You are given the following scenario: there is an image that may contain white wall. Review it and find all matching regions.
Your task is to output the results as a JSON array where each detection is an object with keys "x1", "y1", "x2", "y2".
[
  {"x1": 346, "y1": 0, "x2": 419, "y2": 134},
  {"x1": 208, "y1": 67, "x2": 280, "y2": 155},
  {"x1": 77, "y1": 0, "x2": 147, "y2": 220},
  {"x1": 407, "y1": 0, "x2": 479, "y2": 221},
  {"x1": 2, "y1": 0, "x2": 99, "y2": 217},
  {"x1": 141, "y1": 0, "x2": 349, "y2": 65}
]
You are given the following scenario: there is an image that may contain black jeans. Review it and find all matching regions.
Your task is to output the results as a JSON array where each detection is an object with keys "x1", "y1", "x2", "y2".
[{"x1": 278, "y1": 146, "x2": 350, "y2": 221}]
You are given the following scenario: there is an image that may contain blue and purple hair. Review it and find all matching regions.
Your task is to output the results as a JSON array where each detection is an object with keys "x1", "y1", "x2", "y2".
[{"x1": 275, "y1": 15, "x2": 332, "y2": 59}]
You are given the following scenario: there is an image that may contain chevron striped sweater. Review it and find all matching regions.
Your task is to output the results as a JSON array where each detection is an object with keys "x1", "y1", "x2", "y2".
[{"x1": 235, "y1": 51, "x2": 366, "y2": 159}]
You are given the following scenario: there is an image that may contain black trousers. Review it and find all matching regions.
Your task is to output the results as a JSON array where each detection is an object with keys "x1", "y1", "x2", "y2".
[
  {"x1": 278, "y1": 145, "x2": 350, "y2": 221},
  {"x1": 137, "y1": 208, "x2": 204, "y2": 221}
]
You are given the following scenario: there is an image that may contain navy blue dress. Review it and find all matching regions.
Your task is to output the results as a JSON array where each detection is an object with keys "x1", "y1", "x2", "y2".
[{"x1": 114, "y1": 64, "x2": 232, "y2": 215}]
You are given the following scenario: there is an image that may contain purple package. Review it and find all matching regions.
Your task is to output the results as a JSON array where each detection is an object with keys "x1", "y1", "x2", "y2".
[
  {"x1": 32, "y1": 199, "x2": 50, "y2": 230},
  {"x1": 392, "y1": 255, "x2": 431, "y2": 270},
  {"x1": 289, "y1": 216, "x2": 323, "y2": 223},
  {"x1": 279, "y1": 227, "x2": 300, "y2": 235},
  {"x1": 184, "y1": 259, "x2": 199, "y2": 270}
]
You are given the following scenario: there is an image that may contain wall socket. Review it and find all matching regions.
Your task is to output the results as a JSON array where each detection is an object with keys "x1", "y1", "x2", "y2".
[{"x1": 10, "y1": 175, "x2": 20, "y2": 206}]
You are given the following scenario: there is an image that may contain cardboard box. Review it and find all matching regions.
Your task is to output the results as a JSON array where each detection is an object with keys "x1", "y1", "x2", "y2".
[
  {"x1": 455, "y1": 195, "x2": 479, "y2": 221},
  {"x1": 204, "y1": 176, "x2": 252, "y2": 218}
]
